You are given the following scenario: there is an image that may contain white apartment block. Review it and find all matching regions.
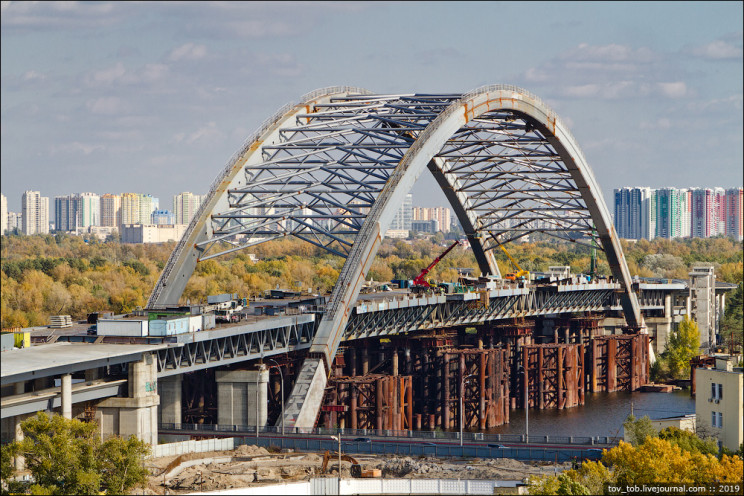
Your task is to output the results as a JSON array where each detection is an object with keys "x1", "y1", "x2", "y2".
[
  {"x1": 173, "y1": 192, "x2": 204, "y2": 225},
  {"x1": 0, "y1": 193, "x2": 7, "y2": 235},
  {"x1": 100, "y1": 194, "x2": 121, "y2": 228},
  {"x1": 121, "y1": 223, "x2": 187, "y2": 244},
  {"x1": 22, "y1": 190, "x2": 49, "y2": 235}
]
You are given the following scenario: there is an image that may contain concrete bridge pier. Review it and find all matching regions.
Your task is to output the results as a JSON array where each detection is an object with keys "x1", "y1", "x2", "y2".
[
  {"x1": 158, "y1": 375, "x2": 182, "y2": 425},
  {"x1": 216, "y1": 367, "x2": 268, "y2": 428},
  {"x1": 95, "y1": 353, "x2": 159, "y2": 445}
]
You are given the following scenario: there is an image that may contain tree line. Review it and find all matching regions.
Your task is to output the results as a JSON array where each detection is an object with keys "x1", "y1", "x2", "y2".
[{"x1": 1, "y1": 233, "x2": 741, "y2": 330}]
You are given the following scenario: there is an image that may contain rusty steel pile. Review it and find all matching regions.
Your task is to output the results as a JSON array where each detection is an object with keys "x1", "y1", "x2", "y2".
[{"x1": 315, "y1": 317, "x2": 650, "y2": 433}]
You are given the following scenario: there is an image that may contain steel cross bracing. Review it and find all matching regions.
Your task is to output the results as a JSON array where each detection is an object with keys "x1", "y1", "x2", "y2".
[
  {"x1": 344, "y1": 286, "x2": 618, "y2": 340},
  {"x1": 195, "y1": 96, "x2": 602, "y2": 264},
  {"x1": 154, "y1": 316, "x2": 317, "y2": 377},
  {"x1": 200, "y1": 94, "x2": 460, "y2": 261}
]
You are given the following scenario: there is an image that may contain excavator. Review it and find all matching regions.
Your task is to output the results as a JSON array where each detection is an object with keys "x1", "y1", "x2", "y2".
[
  {"x1": 320, "y1": 451, "x2": 381, "y2": 478},
  {"x1": 410, "y1": 240, "x2": 460, "y2": 294}
]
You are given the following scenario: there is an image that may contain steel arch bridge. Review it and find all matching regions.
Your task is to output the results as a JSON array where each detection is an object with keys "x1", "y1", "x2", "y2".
[{"x1": 147, "y1": 85, "x2": 643, "y2": 428}]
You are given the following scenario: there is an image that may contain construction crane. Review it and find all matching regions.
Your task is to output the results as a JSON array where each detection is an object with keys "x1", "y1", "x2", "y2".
[
  {"x1": 491, "y1": 236, "x2": 530, "y2": 281},
  {"x1": 411, "y1": 240, "x2": 461, "y2": 293}
]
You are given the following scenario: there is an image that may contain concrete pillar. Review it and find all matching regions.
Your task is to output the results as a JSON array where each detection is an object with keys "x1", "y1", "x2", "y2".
[
  {"x1": 85, "y1": 367, "x2": 101, "y2": 382},
  {"x1": 61, "y1": 374, "x2": 72, "y2": 419},
  {"x1": 14, "y1": 414, "x2": 25, "y2": 470},
  {"x1": 158, "y1": 375, "x2": 183, "y2": 425},
  {"x1": 96, "y1": 352, "x2": 160, "y2": 445},
  {"x1": 215, "y1": 368, "x2": 269, "y2": 427},
  {"x1": 392, "y1": 349, "x2": 399, "y2": 376}
]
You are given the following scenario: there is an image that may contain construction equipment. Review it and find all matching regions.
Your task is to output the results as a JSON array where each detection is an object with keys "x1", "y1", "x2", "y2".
[
  {"x1": 493, "y1": 238, "x2": 529, "y2": 281},
  {"x1": 411, "y1": 240, "x2": 460, "y2": 293},
  {"x1": 320, "y1": 451, "x2": 380, "y2": 478}
]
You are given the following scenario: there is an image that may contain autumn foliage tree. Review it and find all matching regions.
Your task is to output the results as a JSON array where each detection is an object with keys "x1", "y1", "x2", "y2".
[
  {"x1": 529, "y1": 436, "x2": 743, "y2": 495},
  {"x1": 1, "y1": 412, "x2": 150, "y2": 495}
]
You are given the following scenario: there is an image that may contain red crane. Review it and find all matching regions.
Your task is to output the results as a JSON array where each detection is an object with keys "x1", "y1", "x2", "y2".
[{"x1": 412, "y1": 240, "x2": 461, "y2": 289}]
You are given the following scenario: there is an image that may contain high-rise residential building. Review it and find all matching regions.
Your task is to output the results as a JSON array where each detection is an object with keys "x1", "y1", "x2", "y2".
[
  {"x1": 54, "y1": 195, "x2": 79, "y2": 232},
  {"x1": 22, "y1": 190, "x2": 49, "y2": 235},
  {"x1": 0, "y1": 193, "x2": 7, "y2": 235},
  {"x1": 389, "y1": 193, "x2": 413, "y2": 231},
  {"x1": 725, "y1": 188, "x2": 743, "y2": 241},
  {"x1": 613, "y1": 187, "x2": 656, "y2": 240},
  {"x1": 656, "y1": 188, "x2": 687, "y2": 239},
  {"x1": 77, "y1": 192, "x2": 100, "y2": 227},
  {"x1": 120, "y1": 193, "x2": 156, "y2": 226},
  {"x1": 7, "y1": 212, "x2": 22, "y2": 232},
  {"x1": 173, "y1": 192, "x2": 203, "y2": 225},
  {"x1": 120, "y1": 193, "x2": 141, "y2": 226},
  {"x1": 100, "y1": 194, "x2": 121, "y2": 228},
  {"x1": 691, "y1": 188, "x2": 715, "y2": 238},
  {"x1": 713, "y1": 187, "x2": 726, "y2": 236},
  {"x1": 152, "y1": 209, "x2": 175, "y2": 225},
  {"x1": 413, "y1": 206, "x2": 452, "y2": 233}
]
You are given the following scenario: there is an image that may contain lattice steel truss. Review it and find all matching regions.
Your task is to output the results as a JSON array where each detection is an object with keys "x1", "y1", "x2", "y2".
[{"x1": 147, "y1": 85, "x2": 644, "y2": 429}]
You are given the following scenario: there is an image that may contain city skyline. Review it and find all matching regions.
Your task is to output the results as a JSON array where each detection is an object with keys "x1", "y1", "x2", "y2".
[{"x1": 1, "y1": 2, "x2": 742, "y2": 212}]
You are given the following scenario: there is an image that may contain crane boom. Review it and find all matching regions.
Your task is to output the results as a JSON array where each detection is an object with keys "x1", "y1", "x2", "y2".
[
  {"x1": 491, "y1": 236, "x2": 529, "y2": 280},
  {"x1": 412, "y1": 240, "x2": 460, "y2": 287}
]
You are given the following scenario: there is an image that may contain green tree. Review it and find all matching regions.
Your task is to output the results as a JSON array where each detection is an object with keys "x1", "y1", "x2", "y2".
[
  {"x1": 622, "y1": 414, "x2": 657, "y2": 445},
  {"x1": 658, "y1": 426, "x2": 718, "y2": 457},
  {"x1": 666, "y1": 317, "x2": 701, "y2": 378},
  {"x1": 5, "y1": 412, "x2": 150, "y2": 495},
  {"x1": 720, "y1": 282, "x2": 743, "y2": 354}
]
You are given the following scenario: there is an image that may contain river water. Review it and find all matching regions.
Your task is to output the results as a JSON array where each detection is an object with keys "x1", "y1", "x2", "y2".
[{"x1": 487, "y1": 390, "x2": 696, "y2": 439}]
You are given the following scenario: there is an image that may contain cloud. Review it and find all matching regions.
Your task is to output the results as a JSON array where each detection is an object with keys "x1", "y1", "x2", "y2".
[
  {"x1": 172, "y1": 121, "x2": 223, "y2": 146},
  {"x1": 85, "y1": 97, "x2": 129, "y2": 115},
  {"x1": 168, "y1": 43, "x2": 208, "y2": 61},
  {"x1": 689, "y1": 37, "x2": 743, "y2": 60},
  {"x1": 83, "y1": 62, "x2": 170, "y2": 87},
  {"x1": 656, "y1": 82, "x2": 688, "y2": 99},
  {"x1": 50, "y1": 141, "x2": 105, "y2": 156},
  {"x1": 521, "y1": 43, "x2": 690, "y2": 100},
  {"x1": 0, "y1": 1, "x2": 121, "y2": 30}
]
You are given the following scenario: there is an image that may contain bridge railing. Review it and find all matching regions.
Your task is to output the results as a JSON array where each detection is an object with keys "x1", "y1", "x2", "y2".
[{"x1": 158, "y1": 423, "x2": 621, "y2": 447}]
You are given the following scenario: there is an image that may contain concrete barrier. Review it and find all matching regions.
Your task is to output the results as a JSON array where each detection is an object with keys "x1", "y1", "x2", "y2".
[
  {"x1": 151, "y1": 437, "x2": 235, "y2": 458},
  {"x1": 191, "y1": 478, "x2": 523, "y2": 495}
]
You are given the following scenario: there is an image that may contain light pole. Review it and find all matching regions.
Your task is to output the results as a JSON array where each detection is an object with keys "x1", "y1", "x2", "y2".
[
  {"x1": 460, "y1": 374, "x2": 477, "y2": 447},
  {"x1": 267, "y1": 359, "x2": 284, "y2": 436},
  {"x1": 520, "y1": 366, "x2": 529, "y2": 443},
  {"x1": 331, "y1": 435, "x2": 341, "y2": 494}
]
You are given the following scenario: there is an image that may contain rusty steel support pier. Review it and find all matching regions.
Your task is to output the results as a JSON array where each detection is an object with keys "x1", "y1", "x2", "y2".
[{"x1": 312, "y1": 320, "x2": 650, "y2": 434}]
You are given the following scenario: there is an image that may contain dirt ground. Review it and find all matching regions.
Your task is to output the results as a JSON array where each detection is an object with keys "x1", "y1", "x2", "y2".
[{"x1": 144, "y1": 444, "x2": 571, "y2": 494}]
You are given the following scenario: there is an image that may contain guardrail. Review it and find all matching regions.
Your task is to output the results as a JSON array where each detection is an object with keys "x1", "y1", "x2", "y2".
[
  {"x1": 226, "y1": 435, "x2": 604, "y2": 464},
  {"x1": 158, "y1": 423, "x2": 621, "y2": 447}
]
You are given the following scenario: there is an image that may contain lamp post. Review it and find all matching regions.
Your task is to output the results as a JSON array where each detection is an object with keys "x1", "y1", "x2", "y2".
[
  {"x1": 331, "y1": 434, "x2": 341, "y2": 494},
  {"x1": 460, "y1": 374, "x2": 477, "y2": 447},
  {"x1": 267, "y1": 359, "x2": 284, "y2": 436},
  {"x1": 520, "y1": 366, "x2": 529, "y2": 443}
]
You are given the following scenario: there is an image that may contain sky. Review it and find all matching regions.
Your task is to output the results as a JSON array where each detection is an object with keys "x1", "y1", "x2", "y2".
[{"x1": 1, "y1": 1, "x2": 742, "y2": 213}]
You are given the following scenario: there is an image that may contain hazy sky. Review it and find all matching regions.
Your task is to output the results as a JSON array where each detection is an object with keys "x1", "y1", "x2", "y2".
[{"x1": 1, "y1": 1, "x2": 742, "y2": 212}]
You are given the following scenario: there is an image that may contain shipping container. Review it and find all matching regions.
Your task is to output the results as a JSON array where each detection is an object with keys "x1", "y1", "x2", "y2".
[
  {"x1": 149, "y1": 316, "x2": 190, "y2": 336},
  {"x1": 201, "y1": 313, "x2": 216, "y2": 330},
  {"x1": 187, "y1": 315, "x2": 202, "y2": 332},
  {"x1": 97, "y1": 318, "x2": 149, "y2": 337}
]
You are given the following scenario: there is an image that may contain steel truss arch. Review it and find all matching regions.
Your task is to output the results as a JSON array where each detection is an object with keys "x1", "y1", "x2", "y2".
[{"x1": 148, "y1": 84, "x2": 642, "y2": 342}]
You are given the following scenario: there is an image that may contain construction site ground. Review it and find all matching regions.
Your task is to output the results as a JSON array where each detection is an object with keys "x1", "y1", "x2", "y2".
[{"x1": 145, "y1": 443, "x2": 571, "y2": 494}]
